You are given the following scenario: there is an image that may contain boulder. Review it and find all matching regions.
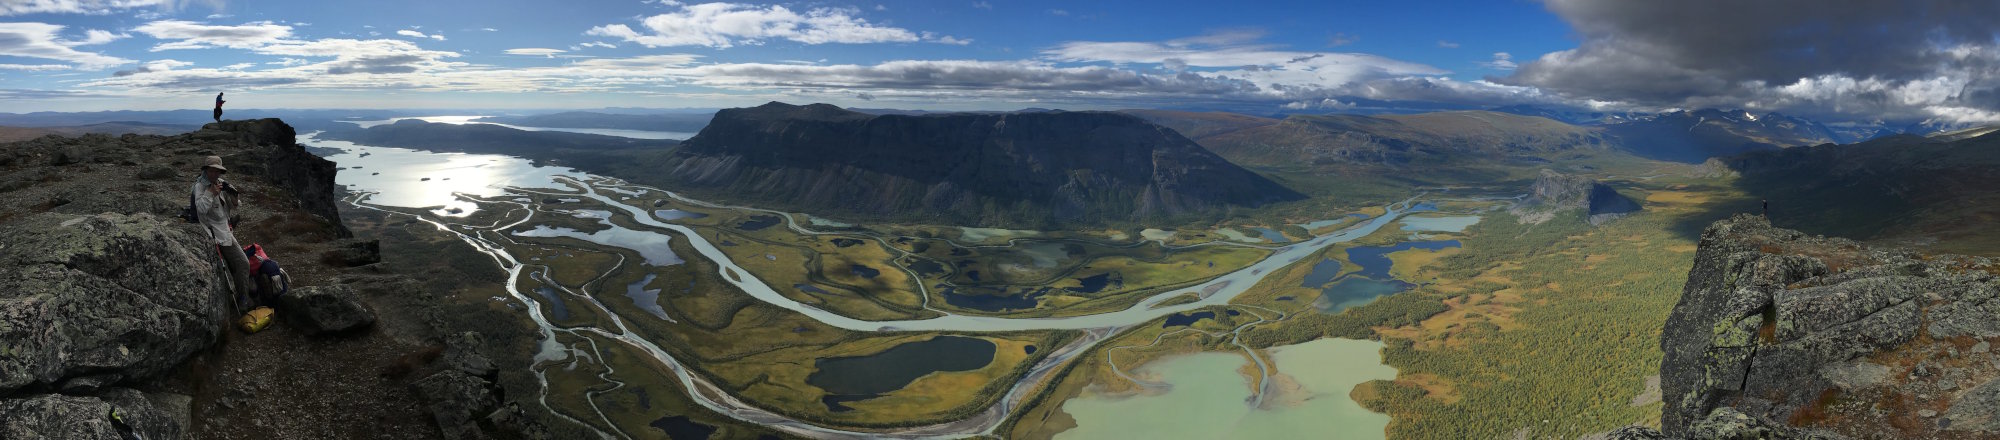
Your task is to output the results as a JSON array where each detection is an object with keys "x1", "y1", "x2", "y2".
[
  {"x1": 0, "y1": 212, "x2": 230, "y2": 393},
  {"x1": 0, "y1": 387, "x2": 179, "y2": 440},
  {"x1": 278, "y1": 285, "x2": 376, "y2": 335}
]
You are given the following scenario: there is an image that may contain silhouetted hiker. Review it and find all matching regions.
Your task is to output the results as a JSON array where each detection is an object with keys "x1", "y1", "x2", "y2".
[
  {"x1": 192, "y1": 156, "x2": 251, "y2": 312},
  {"x1": 1762, "y1": 199, "x2": 1769, "y2": 217},
  {"x1": 213, "y1": 92, "x2": 225, "y2": 122}
]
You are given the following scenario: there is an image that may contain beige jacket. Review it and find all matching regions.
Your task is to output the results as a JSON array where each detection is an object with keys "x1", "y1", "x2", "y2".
[{"x1": 190, "y1": 175, "x2": 239, "y2": 246}]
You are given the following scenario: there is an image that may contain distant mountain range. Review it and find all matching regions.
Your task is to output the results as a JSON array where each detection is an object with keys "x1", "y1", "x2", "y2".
[
  {"x1": 1131, "y1": 109, "x2": 1605, "y2": 167},
  {"x1": 320, "y1": 119, "x2": 675, "y2": 158},
  {"x1": 470, "y1": 111, "x2": 711, "y2": 132},
  {"x1": 636, "y1": 102, "x2": 1304, "y2": 227}
]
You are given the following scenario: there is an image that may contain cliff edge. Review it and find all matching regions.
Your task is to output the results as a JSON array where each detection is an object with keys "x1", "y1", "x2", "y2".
[{"x1": 1627, "y1": 214, "x2": 2000, "y2": 439}]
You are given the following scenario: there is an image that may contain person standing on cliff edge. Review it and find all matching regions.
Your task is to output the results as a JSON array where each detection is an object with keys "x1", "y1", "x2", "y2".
[
  {"x1": 193, "y1": 156, "x2": 252, "y2": 312},
  {"x1": 213, "y1": 92, "x2": 225, "y2": 122}
]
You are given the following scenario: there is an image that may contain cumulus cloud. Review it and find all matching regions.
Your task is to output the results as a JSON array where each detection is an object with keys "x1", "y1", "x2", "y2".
[
  {"x1": 134, "y1": 20, "x2": 292, "y2": 50},
  {"x1": 1482, "y1": 52, "x2": 1515, "y2": 70},
  {"x1": 0, "y1": 22, "x2": 132, "y2": 69},
  {"x1": 1506, "y1": 0, "x2": 2000, "y2": 122},
  {"x1": 585, "y1": 2, "x2": 963, "y2": 48}
]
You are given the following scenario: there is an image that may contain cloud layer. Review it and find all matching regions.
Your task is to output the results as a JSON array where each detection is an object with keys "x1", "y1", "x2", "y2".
[
  {"x1": 586, "y1": 2, "x2": 962, "y2": 48},
  {"x1": 1507, "y1": 0, "x2": 2000, "y2": 122}
]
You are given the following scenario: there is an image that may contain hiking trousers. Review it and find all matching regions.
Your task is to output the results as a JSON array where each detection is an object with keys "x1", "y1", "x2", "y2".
[{"x1": 217, "y1": 244, "x2": 251, "y2": 311}]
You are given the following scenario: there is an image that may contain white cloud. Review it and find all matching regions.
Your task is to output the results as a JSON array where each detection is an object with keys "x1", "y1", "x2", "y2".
[
  {"x1": 0, "y1": 63, "x2": 74, "y2": 71},
  {"x1": 66, "y1": 28, "x2": 128, "y2": 45},
  {"x1": 505, "y1": 48, "x2": 565, "y2": 57},
  {"x1": 1049, "y1": 9, "x2": 1068, "y2": 16},
  {"x1": 396, "y1": 29, "x2": 445, "y2": 41},
  {"x1": 972, "y1": 1, "x2": 991, "y2": 10},
  {"x1": 134, "y1": 20, "x2": 292, "y2": 50},
  {"x1": 222, "y1": 62, "x2": 253, "y2": 70},
  {"x1": 481, "y1": 27, "x2": 498, "y2": 32},
  {"x1": 588, "y1": 2, "x2": 958, "y2": 48},
  {"x1": 579, "y1": 41, "x2": 616, "y2": 49},
  {"x1": 1437, "y1": 40, "x2": 1459, "y2": 48},
  {"x1": 1482, "y1": 52, "x2": 1516, "y2": 70},
  {"x1": 1, "y1": 0, "x2": 173, "y2": 16},
  {"x1": 0, "y1": 22, "x2": 132, "y2": 69}
]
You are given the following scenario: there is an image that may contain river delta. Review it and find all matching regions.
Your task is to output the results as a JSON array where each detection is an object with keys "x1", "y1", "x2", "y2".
[{"x1": 311, "y1": 131, "x2": 1491, "y2": 439}]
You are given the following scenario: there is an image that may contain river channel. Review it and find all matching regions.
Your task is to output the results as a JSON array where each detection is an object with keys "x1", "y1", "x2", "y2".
[{"x1": 309, "y1": 131, "x2": 1431, "y2": 438}]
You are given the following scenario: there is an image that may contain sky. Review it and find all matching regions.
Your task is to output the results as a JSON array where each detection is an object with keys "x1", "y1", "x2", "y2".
[{"x1": 2, "y1": 0, "x2": 1998, "y2": 124}]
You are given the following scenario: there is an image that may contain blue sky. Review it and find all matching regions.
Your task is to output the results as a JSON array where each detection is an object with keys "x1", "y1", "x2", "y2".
[{"x1": 4, "y1": 0, "x2": 1998, "y2": 124}]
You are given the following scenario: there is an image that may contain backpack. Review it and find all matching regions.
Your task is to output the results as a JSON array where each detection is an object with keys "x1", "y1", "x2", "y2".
[
  {"x1": 180, "y1": 193, "x2": 198, "y2": 223},
  {"x1": 238, "y1": 306, "x2": 275, "y2": 333},
  {"x1": 243, "y1": 244, "x2": 290, "y2": 298}
]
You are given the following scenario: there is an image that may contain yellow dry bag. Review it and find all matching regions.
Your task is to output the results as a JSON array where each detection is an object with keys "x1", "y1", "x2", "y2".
[{"x1": 238, "y1": 307, "x2": 275, "y2": 333}]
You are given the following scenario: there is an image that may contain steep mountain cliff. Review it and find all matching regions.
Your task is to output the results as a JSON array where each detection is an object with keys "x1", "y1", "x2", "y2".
[
  {"x1": 1625, "y1": 214, "x2": 2000, "y2": 439},
  {"x1": 645, "y1": 102, "x2": 1304, "y2": 227},
  {"x1": 1510, "y1": 169, "x2": 1642, "y2": 225}
]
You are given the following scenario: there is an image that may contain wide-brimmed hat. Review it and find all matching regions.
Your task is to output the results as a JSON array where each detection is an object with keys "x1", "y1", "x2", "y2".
[{"x1": 202, "y1": 155, "x2": 228, "y2": 173}]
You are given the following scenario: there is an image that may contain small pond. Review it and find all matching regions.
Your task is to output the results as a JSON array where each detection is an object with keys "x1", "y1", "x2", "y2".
[
  {"x1": 653, "y1": 209, "x2": 707, "y2": 221},
  {"x1": 624, "y1": 274, "x2": 669, "y2": 320}
]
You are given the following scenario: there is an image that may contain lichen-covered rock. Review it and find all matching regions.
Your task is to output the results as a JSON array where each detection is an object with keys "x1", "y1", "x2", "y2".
[
  {"x1": 0, "y1": 387, "x2": 179, "y2": 440},
  {"x1": 278, "y1": 285, "x2": 375, "y2": 335},
  {"x1": 414, "y1": 369, "x2": 496, "y2": 440},
  {"x1": 320, "y1": 238, "x2": 382, "y2": 267},
  {"x1": 0, "y1": 212, "x2": 230, "y2": 393},
  {"x1": 1658, "y1": 214, "x2": 1999, "y2": 437}
]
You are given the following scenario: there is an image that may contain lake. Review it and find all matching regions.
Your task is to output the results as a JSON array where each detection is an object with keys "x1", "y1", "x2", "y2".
[
  {"x1": 807, "y1": 336, "x2": 996, "y2": 411},
  {"x1": 1057, "y1": 338, "x2": 1395, "y2": 440},
  {"x1": 343, "y1": 116, "x2": 696, "y2": 140}
]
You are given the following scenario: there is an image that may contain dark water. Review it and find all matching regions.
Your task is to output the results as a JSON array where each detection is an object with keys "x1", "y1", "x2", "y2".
[
  {"x1": 624, "y1": 274, "x2": 668, "y2": 320},
  {"x1": 795, "y1": 283, "x2": 830, "y2": 295},
  {"x1": 849, "y1": 264, "x2": 881, "y2": 279},
  {"x1": 831, "y1": 238, "x2": 864, "y2": 248},
  {"x1": 532, "y1": 287, "x2": 569, "y2": 320},
  {"x1": 653, "y1": 209, "x2": 707, "y2": 221},
  {"x1": 1225, "y1": 310, "x2": 1240, "y2": 316},
  {"x1": 1251, "y1": 227, "x2": 1289, "y2": 243},
  {"x1": 1024, "y1": 345, "x2": 1038, "y2": 354},
  {"x1": 1316, "y1": 277, "x2": 1415, "y2": 314},
  {"x1": 1345, "y1": 240, "x2": 1461, "y2": 279},
  {"x1": 1301, "y1": 259, "x2": 1344, "y2": 288},
  {"x1": 737, "y1": 215, "x2": 781, "y2": 231},
  {"x1": 964, "y1": 270, "x2": 981, "y2": 282},
  {"x1": 808, "y1": 336, "x2": 996, "y2": 411},
  {"x1": 648, "y1": 415, "x2": 716, "y2": 439},
  {"x1": 1349, "y1": 213, "x2": 1371, "y2": 219},
  {"x1": 1071, "y1": 273, "x2": 1115, "y2": 293},
  {"x1": 1162, "y1": 310, "x2": 1215, "y2": 328},
  {"x1": 908, "y1": 259, "x2": 946, "y2": 277},
  {"x1": 941, "y1": 286, "x2": 1045, "y2": 311}
]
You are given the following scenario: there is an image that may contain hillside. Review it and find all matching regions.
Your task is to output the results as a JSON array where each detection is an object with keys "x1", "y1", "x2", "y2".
[
  {"x1": 627, "y1": 102, "x2": 1304, "y2": 228},
  {"x1": 1602, "y1": 109, "x2": 1840, "y2": 163},
  {"x1": 1183, "y1": 110, "x2": 1604, "y2": 168},
  {"x1": 470, "y1": 111, "x2": 711, "y2": 132},
  {"x1": 1721, "y1": 131, "x2": 2000, "y2": 255}
]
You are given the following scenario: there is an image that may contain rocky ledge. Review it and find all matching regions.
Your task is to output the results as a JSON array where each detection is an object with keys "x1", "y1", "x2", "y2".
[{"x1": 1619, "y1": 214, "x2": 2000, "y2": 439}]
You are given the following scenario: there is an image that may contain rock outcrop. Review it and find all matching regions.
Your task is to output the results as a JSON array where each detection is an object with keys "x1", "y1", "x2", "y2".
[
  {"x1": 1643, "y1": 214, "x2": 2000, "y2": 438},
  {"x1": 1512, "y1": 169, "x2": 1642, "y2": 224},
  {"x1": 0, "y1": 387, "x2": 180, "y2": 440},
  {"x1": 650, "y1": 102, "x2": 1305, "y2": 228},
  {"x1": 0, "y1": 212, "x2": 230, "y2": 393}
]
